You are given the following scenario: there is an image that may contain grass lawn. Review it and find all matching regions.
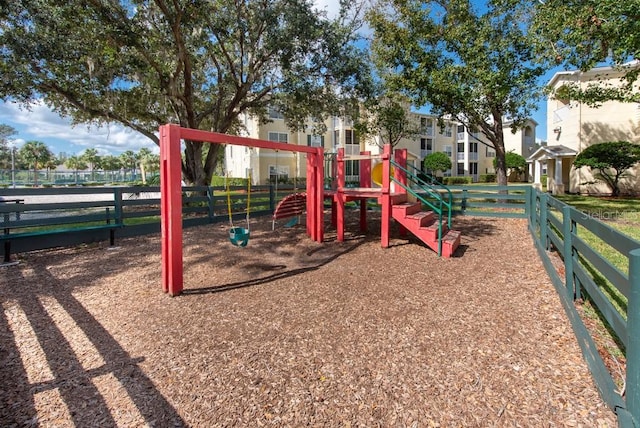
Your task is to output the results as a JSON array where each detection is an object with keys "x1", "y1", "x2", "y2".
[{"x1": 555, "y1": 194, "x2": 640, "y2": 241}]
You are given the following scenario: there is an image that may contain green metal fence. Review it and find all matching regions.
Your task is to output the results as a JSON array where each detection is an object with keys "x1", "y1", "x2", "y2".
[
  {"x1": 3, "y1": 184, "x2": 640, "y2": 426},
  {"x1": 0, "y1": 185, "x2": 276, "y2": 256},
  {"x1": 529, "y1": 190, "x2": 640, "y2": 427},
  {"x1": 447, "y1": 184, "x2": 530, "y2": 218}
]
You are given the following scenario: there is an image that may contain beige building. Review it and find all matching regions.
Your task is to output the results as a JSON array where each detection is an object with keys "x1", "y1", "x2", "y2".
[
  {"x1": 228, "y1": 107, "x2": 536, "y2": 185},
  {"x1": 529, "y1": 61, "x2": 640, "y2": 194}
]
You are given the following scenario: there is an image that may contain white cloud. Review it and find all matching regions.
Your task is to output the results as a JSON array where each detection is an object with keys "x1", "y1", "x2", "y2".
[
  {"x1": 313, "y1": 0, "x2": 342, "y2": 18},
  {"x1": 0, "y1": 101, "x2": 156, "y2": 155}
]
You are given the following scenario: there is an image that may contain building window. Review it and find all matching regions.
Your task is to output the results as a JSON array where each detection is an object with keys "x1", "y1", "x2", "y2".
[
  {"x1": 308, "y1": 135, "x2": 324, "y2": 147},
  {"x1": 469, "y1": 142, "x2": 478, "y2": 153},
  {"x1": 421, "y1": 138, "x2": 433, "y2": 158},
  {"x1": 469, "y1": 162, "x2": 478, "y2": 175},
  {"x1": 268, "y1": 132, "x2": 288, "y2": 143},
  {"x1": 420, "y1": 138, "x2": 433, "y2": 151},
  {"x1": 344, "y1": 129, "x2": 359, "y2": 146},
  {"x1": 269, "y1": 165, "x2": 289, "y2": 182},
  {"x1": 441, "y1": 124, "x2": 453, "y2": 137},
  {"x1": 457, "y1": 163, "x2": 465, "y2": 176},
  {"x1": 268, "y1": 107, "x2": 284, "y2": 120},
  {"x1": 443, "y1": 145, "x2": 452, "y2": 157},
  {"x1": 420, "y1": 117, "x2": 434, "y2": 135},
  {"x1": 457, "y1": 142, "x2": 465, "y2": 153},
  {"x1": 486, "y1": 147, "x2": 496, "y2": 157},
  {"x1": 334, "y1": 130, "x2": 340, "y2": 147}
]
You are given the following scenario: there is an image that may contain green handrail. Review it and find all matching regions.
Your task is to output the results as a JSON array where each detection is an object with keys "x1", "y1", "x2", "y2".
[
  {"x1": 396, "y1": 161, "x2": 453, "y2": 228},
  {"x1": 390, "y1": 160, "x2": 454, "y2": 256}
]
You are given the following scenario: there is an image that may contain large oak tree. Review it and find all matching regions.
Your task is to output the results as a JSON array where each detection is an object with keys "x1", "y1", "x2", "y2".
[
  {"x1": 0, "y1": 0, "x2": 372, "y2": 185},
  {"x1": 532, "y1": 0, "x2": 640, "y2": 105},
  {"x1": 367, "y1": 0, "x2": 545, "y2": 186}
]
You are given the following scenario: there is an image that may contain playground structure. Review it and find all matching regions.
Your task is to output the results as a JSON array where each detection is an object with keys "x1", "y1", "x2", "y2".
[{"x1": 160, "y1": 125, "x2": 460, "y2": 296}]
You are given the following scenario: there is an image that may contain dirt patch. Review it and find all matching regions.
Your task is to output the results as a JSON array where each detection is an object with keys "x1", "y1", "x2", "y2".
[{"x1": 0, "y1": 212, "x2": 616, "y2": 426}]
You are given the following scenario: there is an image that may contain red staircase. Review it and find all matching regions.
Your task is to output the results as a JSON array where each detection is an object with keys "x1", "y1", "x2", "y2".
[{"x1": 390, "y1": 199, "x2": 461, "y2": 258}]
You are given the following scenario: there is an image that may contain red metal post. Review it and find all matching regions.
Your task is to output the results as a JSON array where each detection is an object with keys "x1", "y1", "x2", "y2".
[
  {"x1": 359, "y1": 151, "x2": 371, "y2": 233},
  {"x1": 306, "y1": 154, "x2": 314, "y2": 239},
  {"x1": 336, "y1": 148, "x2": 345, "y2": 242},
  {"x1": 380, "y1": 144, "x2": 391, "y2": 248},
  {"x1": 395, "y1": 149, "x2": 407, "y2": 192},
  {"x1": 160, "y1": 124, "x2": 184, "y2": 296},
  {"x1": 315, "y1": 147, "x2": 325, "y2": 243},
  {"x1": 394, "y1": 149, "x2": 408, "y2": 237}
]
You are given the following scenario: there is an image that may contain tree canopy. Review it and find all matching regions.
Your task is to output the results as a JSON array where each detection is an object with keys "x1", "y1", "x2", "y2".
[
  {"x1": 367, "y1": 0, "x2": 546, "y2": 186},
  {"x1": 423, "y1": 152, "x2": 452, "y2": 176},
  {"x1": 532, "y1": 0, "x2": 640, "y2": 105},
  {"x1": 0, "y1": 0, "x2": 372, "y2": 185},
  {"x1": 19, "y1": 140, "x2": 54, "y2": 186},
  {"x1": 573, "y1": 141, "x2": 640, "y2": 196},
  {"x1": 354, "y1": 91, "x2": 420, "y2": 148},
  {"x1": 494, "y1": 151, "x2": 527, "y2": 176}
]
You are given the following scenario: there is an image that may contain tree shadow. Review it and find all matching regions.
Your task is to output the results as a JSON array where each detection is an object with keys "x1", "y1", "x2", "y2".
[
  {"x1": 578, "y1": 120, "x2": 640, "y2": 195},
  {"x1": 182, "y1": 238, "x2": 365, "y2": 295},
  {"x1": 452, "y1": 216, "x2": 501, "y2": 239},
  {"x1": 0, "y1": 263, "x2": 186, "y2": 426}
]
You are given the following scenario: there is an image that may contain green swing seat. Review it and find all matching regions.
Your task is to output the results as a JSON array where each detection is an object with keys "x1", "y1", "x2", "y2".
[{"x1": 228, "y1": 226, "x2": 250, "y2": 247}]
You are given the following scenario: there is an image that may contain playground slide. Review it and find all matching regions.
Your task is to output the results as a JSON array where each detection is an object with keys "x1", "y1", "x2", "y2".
[{"x1": 371, "y1": 163, "x2": 394, "y2": 186}]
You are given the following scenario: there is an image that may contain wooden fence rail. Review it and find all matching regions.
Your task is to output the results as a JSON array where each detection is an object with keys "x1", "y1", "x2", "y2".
[
  {"x1": 0, "y1": 185, "x2": 276, "y2": 257},
  {"x1": 529, "y1": 190, "x2": 640, "y2": 427}
]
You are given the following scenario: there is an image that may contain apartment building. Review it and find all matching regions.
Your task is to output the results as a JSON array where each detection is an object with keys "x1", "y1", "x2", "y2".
[
  {"x1": 228, "y1": 107, "x2": 536, "y2": 185},
  {"x1": 529, "y1": 61, "x2": 640, "y2": 194},
  {"x1": 366, "y1": 113, "x2": 535, "y2": 182}
]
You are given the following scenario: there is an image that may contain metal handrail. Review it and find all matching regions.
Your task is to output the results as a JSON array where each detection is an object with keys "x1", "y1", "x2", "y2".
[
  {"x1": 390, "y1": 160, "x2": 454, "y2": 256},
  {"x1": 403, "y1": 162, "x2": 453, "y2": 229}
]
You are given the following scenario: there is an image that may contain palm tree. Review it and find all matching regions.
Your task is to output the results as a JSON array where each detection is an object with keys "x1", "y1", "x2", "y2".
[
  {"x1": 19, "y1": 140, "x2": 53, "y2": 186},
  {"x1": 101, "y1": 155, "x2": 122, "y2": 182},
  {"x1": 65, "y1": 155, "x2": 88, "y2": 185},
  {"x1": 44, "y1": 158, "x2": 60, "y2": 182},
  {"x1": 119, "y1": 150, "x2": 138, "y2": 181},
  {"x1": 81, "y1": 148, "x2": 100, "y2": 181},
  {"x1": 137, "y1": 147, "x2": 153, "y2": 184}
]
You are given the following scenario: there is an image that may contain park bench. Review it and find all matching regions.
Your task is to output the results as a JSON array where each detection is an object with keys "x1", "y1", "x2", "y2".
[{"x1": 1, "y1": 200, "x2": 123, "y2": 264}]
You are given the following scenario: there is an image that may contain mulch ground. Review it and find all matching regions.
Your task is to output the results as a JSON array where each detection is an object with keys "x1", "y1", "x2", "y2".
[{"x1": 0, "y1": 211, "x2": 616, "y2": 427}]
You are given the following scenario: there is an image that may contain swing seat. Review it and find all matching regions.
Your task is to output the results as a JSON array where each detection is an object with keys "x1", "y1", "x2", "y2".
[{"x1": 229, "y1": 227, "x2": 250, "y2": 247}]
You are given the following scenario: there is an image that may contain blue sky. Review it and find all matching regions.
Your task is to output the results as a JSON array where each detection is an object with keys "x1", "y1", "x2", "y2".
[{"x1": 0, "y1": 0, "x2": 556, "y2": 156}]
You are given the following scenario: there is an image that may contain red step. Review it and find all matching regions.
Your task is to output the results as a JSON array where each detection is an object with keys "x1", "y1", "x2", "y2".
[
  {"x1": 391, "y1": 203, "x2": 461, "y2": 258},
  {"x1": 392, "y1": 202, "x2": 422, "y2": 216}
]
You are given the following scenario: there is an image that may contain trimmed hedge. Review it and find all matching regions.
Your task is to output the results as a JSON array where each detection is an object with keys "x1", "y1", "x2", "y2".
[
  {"x1": 479, "y1": 174, "x2": 496, "y2": 183},
  {"x1": 442, "y1": 176, "x2": 473, "y2": 185}
]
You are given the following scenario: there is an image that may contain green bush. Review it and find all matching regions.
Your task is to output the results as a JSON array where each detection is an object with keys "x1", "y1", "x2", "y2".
[
  {"x1": 211, "y1": 176, "x2": 248, "y2": 187},
  {"x1": 541, "y1": 175, "x2": 548, "y2": 187},
  {"x1": 479, "y1": 174, "x2": 496, "y2": 183},
  {"x1": 443, "y1": 176, "x2": 472, "y2": 185}
]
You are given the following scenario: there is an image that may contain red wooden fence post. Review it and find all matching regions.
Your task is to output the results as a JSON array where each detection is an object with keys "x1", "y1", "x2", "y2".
[
  {"x1": 160, "y1": 124, "x2": 184, "y2": 296},
  {"x1": 380, "y1": 144, "x2": 391, "y2": 248}
]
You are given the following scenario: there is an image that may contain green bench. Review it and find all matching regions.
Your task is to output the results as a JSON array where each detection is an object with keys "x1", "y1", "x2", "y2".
[{"x1": 1, "y1": 203, "x2": 123, "y2": 264}]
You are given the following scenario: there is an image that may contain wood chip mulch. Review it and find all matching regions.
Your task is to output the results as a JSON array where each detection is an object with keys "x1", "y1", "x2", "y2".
[{"x1": 0, "y1": 211, "x2": 616, "y2": 427}]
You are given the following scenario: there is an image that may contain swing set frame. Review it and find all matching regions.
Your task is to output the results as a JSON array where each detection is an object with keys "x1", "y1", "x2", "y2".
[{"x1": 159, "y1": 124, "x2": 324, "y2": 296}]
